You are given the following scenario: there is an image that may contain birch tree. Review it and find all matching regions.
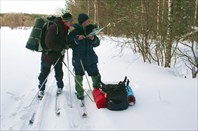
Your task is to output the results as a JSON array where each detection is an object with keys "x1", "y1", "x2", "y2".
[
  {"x1": 156, "y1": 0, "x2": 162, "y2": 66},
  {"x1": 165, "y1": 0, "x2": 173, "y2": 67},
  {"x1": 93, "y1": 0, "x2": 97, "y2": 24}
]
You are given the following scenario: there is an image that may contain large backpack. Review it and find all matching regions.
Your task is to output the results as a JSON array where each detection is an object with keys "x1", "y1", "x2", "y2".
[
  {"x1": 25, "y1": 16, "x2": 58, "y2": 52},
  {"x1": 101, "y1": 77, "x2": 129, "y2": 111}
]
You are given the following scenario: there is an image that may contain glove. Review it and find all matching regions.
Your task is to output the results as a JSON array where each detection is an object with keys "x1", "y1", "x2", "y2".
[
  {"x1": 77, "y1": 35, "x2": 85, "y2": 40},
  {"x1": 89, "y1": 35, "x2": 95, "y2": 40},
  {"x1": 86, "y1": 24, "x2": 98, "y2": 35},
  {"x1": 61, "y1": 49, "x2": 65, "y2": 55},
  {"x1": 64, "y1": 44, "x2": 69, "y2": 49}
]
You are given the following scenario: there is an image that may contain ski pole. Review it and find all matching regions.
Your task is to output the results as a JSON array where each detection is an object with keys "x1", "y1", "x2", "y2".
[
  {"x1": 62, "y1": 60, "x2": 94, "y2": 102},
  {"x1": 79, "y1": 59, "x2": 92, "y2": 92},
  {"x1": 66, "y1": 50, "x2": 72, "y2": 107},
  {"x1": 38, "y1": 56, "x2": 62, "y2": 91},
  {"x1": 28, "y1": 56, "x2": 62, "y2": 107}
]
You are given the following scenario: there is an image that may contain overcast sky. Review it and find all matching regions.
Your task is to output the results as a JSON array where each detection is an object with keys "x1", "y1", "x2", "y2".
[{"x1": 0, "y1": 0, "x2": 66, "y2": 15}]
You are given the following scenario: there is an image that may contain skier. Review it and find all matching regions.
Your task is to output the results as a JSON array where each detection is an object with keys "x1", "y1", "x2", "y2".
[
  {"x1": 38, "y1": 13, "x2": 73, "y2": 99},
  {"x1": 68, "y1": 13, "x2": 101, "y2": 100}
]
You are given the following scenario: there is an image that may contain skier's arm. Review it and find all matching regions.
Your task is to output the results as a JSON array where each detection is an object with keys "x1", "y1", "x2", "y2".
[
  {"x1": 66, "y1": 30, "x2": 78, "y2": 48},
  {"x1": 90, "y1": 36, "x2": 100, "y2": 47}
]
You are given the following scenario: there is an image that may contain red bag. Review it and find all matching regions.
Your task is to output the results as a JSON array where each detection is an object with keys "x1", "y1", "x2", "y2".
[{"x1": 92, "y1": 88, "x2": 108, "y2": 109}]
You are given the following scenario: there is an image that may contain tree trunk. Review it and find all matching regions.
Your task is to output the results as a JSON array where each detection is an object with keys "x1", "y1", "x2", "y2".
[
  {"x1": 160, "y1": 0, "x2": 166, "y2": 66},
  {"x1": 94, "y1": 0, "x2": 97, "y2": 24},
  {"x1": 165, "y1": 0, "x2": 173, "y2": 68},
  {"x1": 194, "y1": 0, "x2": 198, "y2": 26},
  {"x1": 87, "y1": 0, "x2": 90, "y2": 16},
  {"x1": 156, "y1": 0, "x2": 161, "y2": 65},
  {"x1": 194, "y1": 0, "x2": 198, "y2": 78}
]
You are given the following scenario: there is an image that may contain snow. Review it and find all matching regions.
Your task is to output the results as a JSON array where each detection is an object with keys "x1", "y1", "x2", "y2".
[{"x1": 1, "y1": 27, "x2": 197, "y2": 130}]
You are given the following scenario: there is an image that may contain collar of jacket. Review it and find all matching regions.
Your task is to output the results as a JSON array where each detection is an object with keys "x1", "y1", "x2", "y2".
[
  {"x1": 58, "y1": 17, "x2": 69, "y2": 31},
  {"x1": 72, "y1": 24, "x2": 86, "y2": 35}
]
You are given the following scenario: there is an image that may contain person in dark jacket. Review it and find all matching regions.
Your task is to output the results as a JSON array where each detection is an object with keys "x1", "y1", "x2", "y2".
[
  {"x1": 38, "y1": 13, "x2": 73, "y2": 99},
  {"x1": 68, "y1": 13, "x2": 101, "y2": 100}
]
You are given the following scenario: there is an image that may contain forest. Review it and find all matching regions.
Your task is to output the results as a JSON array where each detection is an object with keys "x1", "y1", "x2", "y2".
[{"x1": 66, "y1": 0, "x2": 198, "y2": 78}]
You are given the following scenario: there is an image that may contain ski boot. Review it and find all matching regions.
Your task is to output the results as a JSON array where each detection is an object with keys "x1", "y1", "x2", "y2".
[
  {"x1": 38, "y1": 90, "x2": 44, "y2": 100},
  {"x1": 75, "y1": 92, "x2": 84, "y2": 100},
  {"x1": 56, "y1": 88, "x2": 62, "y2": 95}
]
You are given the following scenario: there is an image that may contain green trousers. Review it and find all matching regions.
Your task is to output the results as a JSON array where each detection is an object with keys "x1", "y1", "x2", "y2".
[{"x1": 75, "y1": 74, "x2": 101, "y2": 95}]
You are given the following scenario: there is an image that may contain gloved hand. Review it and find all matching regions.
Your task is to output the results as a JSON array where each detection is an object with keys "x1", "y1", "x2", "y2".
[
  {"x1": 63, "y1": 42, "x2": 69, "y2": 49},
  {"x1": 61, "y1": 49, "x2": 65, "y2": 55},
  {"x1": 85, "y1": 24, "x2": 98, "y2": 35},
  {"x1": 77, "y1": 35, "x2": 85, "y2": 40},
  {"x1": 89, "y1": 35, "x2": 95, "y2": 40},
  {"x1": 64, "y1": 44, "x2": 69, "y2": 49}
]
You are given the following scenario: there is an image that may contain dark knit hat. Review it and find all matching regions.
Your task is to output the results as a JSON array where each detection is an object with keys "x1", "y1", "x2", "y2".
[
  {"x1": 78, "y1": 13, "x2": 89, "y2": 25},
  {"x1": 62, "y1": 13, "x2": 73, "y2": 21}
]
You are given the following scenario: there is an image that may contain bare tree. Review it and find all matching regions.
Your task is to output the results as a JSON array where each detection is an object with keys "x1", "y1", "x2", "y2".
[
  {"x1": 93, "y1": 0, "x2": 99, "y2": 25},
  {"x1": 165, "y1": 0, "x2": 173, "y2": 67},
  {"x1": 194, "y1": 0, "x2": 198, "y2": 77},
  {"x1": 176, "y1": 31, "x2": 198, "y2": 78},
  {"x1": 156, "y1": 0, "x2": 162, "y2": 66},
  {"x1": 66, "y1": 0, "x2": 197, "y2": 78},
  {"x1": 155, "y1": 0, "x2": 164, "y2": 66}
]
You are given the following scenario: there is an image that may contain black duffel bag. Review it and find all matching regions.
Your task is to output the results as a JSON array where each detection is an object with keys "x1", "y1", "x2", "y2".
[{"x1": 101, "y1": 77, "x2": 128, "y2": 111}]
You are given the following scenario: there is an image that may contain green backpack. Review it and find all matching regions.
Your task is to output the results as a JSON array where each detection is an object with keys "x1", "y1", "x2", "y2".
[{"x1": 26, "y1": 16, "x2": 58, "y2": 52}]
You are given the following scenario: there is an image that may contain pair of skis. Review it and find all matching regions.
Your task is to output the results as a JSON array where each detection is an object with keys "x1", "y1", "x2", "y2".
[
  {"x1": 29, "y1": 93, "x2": 61, "y2": 124},
  {"x1": 29, "y1": 92, "x2": 87, "y2": 125},
  {"x1": 55, "y1": 93, "x2": 87, "y2": 117},
  {"x1": 79, "y1": 99, "x2": 87, "y2": 117}
]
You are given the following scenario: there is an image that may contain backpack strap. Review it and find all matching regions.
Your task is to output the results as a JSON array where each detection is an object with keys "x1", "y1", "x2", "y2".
[
  {"x1": 46, "y1": 21, "x2": 58, "y2": 35},
  {"x1": 100, "y1": 81, "x2": 105, "y2": 86},
  {"x1": 123, "y1": 76, "x2": 127, "y2": 83},
  {"x1": 126, "y1": 79, "x2": 130, "y2": 86},
  {"x1": 46, "y1": 16, "x2": 59, "y2": 35},
  {"x1": 118, "y1": 76, "x2": 127, "y2": 85},
  {"x1": 100, "y1": 81, "x2": 105, "y2": 89}
]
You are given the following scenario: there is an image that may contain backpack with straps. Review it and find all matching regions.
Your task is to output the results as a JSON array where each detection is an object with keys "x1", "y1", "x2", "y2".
[
  {"x1": 101, "y1": 77, "x2": 129, "y2": 111},
  {"x1": 25, "y1": 16, "x2": 58, "y2": 52}
]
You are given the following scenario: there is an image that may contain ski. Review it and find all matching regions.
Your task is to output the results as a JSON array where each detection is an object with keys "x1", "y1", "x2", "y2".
[
  {"x1": 55, "y1": 93, "x2": 61, "y2": 115},
  {"x1": 29, "y1": 96, "x2": 43, "y2": 124},
  {"x1": 74, "y1": 92, "x2": 87, "y2": 118},
  {"x1": 80, "y1": 100, "x2": 87, "y2": 118}
]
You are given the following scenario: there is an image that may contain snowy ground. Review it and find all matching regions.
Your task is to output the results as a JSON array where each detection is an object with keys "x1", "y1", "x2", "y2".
[{"x1": 1, "y1": 27, "x2": 197, "y2": 130}]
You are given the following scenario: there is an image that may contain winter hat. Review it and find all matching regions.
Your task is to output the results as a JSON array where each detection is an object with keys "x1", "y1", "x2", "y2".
[
  {"x1": 78, "y1": 13, "x2": 89, "y2": 25},
  {"x1": 62, "y1": 13, "x2": 73, "y2": 22}
]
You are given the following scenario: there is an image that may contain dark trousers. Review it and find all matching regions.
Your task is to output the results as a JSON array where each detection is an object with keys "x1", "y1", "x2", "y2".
[
  {"x1": 38, "y1": 60, "x2": 64, "y2": 91},
  {"x1": 74, "y1": 63, "x2": 99, "y2": 76}
]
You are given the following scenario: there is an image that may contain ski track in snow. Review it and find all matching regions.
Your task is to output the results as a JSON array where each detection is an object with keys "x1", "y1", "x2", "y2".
[
  {"x1": 4, "y1": 67, "x2": 91, "y2": 130},
  {"x1": 15, "y1": 75, "x2": 91, "y2": 130}
]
